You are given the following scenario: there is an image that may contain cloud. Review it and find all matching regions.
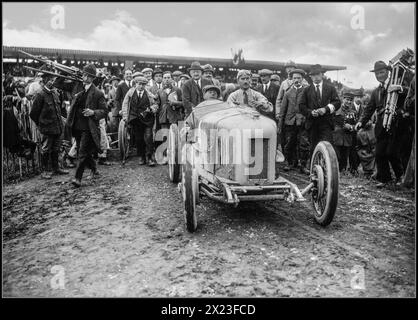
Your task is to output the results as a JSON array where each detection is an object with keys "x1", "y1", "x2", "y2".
[
  {"x1": 2, "y1": 4, "x2": 415, "y2": 89},
  {"x1": 3, "y1": 10, "x2": 197, "y2": 56},
  {"x1": 389, "y1": 3, "x2": 412, "y2": 13}
]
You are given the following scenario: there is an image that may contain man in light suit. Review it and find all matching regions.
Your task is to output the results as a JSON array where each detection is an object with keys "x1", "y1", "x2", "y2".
[
  {"x1": 172, "y1": 70, "x2": 183, "y2": 88},
  {"x1": 182, "y1": 61, "x2": 213, "y2": 117},
  {"x1": 299, "y1": 64, "x2": 341, "y2": 156},
  {"x1": 142, "y1": 68, "x2": 154, "y2": 87}
]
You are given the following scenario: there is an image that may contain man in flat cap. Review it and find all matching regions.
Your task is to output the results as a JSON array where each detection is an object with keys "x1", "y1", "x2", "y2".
[
  {"x1": 354, "y1": 60, "x2": 408, "y2": 187},
  {"x1": 271, "y1": 74, "x2": 281, "y2": 87},
  {"x1": 276, "y1": 61, "x2": 309, "y2": 114},
  {"x1": 277, "y1": 68, "x2": 310, "y2": 173},
  {"x1": 227, "y1": 69, "x2": 272, "y2": 114},
  {"x1": 121, "y1": 76, "x2": 159, "y2": 166},
  {"x1": 178, "y1": 74, "x2": 190, "y2": 90},
  {"x1": 256, "y1": 69, "x2": 280, "y2": 119},
  {"x1": 202, "y1": 64, "x2": 221, "y2": 87},
  {"x1": 150, "y1": 68, "x2": 164, "y2": 95},
  {"x1": 203, "y1": 85, "x2": 221, "y2": 101},
  {"x1": 66, "y1": 64, "x2": 108, "y2": 187},
  {"x1": 182, "y1": 61, "x2": 213, "y2": 117},
  {"x1": 142, "y1": 67, "x2": 154, "y2": 87},
  {"x1": 299, "y1": 64, "x2": 341, "y2": 157},
  {"x1": 172, "y1": 70, "x2": 183, "y2": 88},
  {"x1": 251, "y1": 73, "x2": 261, "y2": 89},
  {"x1": 333, "y1": 91, "x2": 359, "y2": 173},
  {"x1": 30, "y1": 72, "x2": 69, "y2": 179}
]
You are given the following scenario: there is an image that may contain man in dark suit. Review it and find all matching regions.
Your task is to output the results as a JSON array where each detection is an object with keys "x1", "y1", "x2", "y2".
[
  {"x1": 115, "y1": 69, "x2": 133, "y2": 115},
  {"x1": 256, "y1": 69, "x2": 280, "y2": 120},
  {"x1": 355, "y1": 61, "x2": 408, "y2": 187},
  {"x1": 30, "y1": 73, "x2": 69, "y2": 179},
  {"x1": 182, "y1": 61, "x2": 213, "y2": 117},
  {"x1": 300, "y1": 64, "x2": 341, "y2": 156},
  {"x1": 66, "y1": 64, "x2": 108, "y2": 187}
]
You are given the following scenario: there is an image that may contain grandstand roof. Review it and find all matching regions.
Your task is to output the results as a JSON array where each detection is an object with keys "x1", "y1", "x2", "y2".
[{"x1": 3, "y1": 46, "x2": 347, "y2": 72}]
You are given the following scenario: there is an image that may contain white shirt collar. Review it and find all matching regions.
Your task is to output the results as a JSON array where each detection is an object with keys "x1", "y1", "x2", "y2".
[
  {"x1": 263, "y1": 81, "x2": 271, "y2": 89},
  {"x1": 84, "y1": 83, "x2": 92, "y2": 91},
  {"x1": 315, "y1": 81, "x2": 323, "y2": 88}
]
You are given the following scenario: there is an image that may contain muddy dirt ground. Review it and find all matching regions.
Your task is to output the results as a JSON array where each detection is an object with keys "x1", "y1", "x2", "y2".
[{"x1": 2, "y1": 157, "x2": 415, "y2": 297}]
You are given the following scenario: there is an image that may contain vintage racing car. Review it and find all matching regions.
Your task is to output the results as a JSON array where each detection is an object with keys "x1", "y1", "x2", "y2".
[{"x1": 168, "y1": 100, "x2": 339, "y2": 232}]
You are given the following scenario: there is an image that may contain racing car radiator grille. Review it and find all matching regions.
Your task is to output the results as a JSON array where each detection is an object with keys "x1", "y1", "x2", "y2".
[{"x1": 248, "y1": 138, "x2": 269, "y2": 179}]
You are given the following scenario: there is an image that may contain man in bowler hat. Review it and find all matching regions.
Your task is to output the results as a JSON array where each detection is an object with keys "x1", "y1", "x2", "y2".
[
  {"x1": 354, "y1": 61, "x2": 408, "y2": 187},
  {"x1": 182, "y1": 61, "x2": 213, "y2": 117},
  {"x1": 299, "y1": 64, "x2": 341, "y2": 156}
]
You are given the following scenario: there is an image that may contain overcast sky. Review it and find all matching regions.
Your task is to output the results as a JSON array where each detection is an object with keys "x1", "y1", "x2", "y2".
[{"x1": 3, "y1": 2, "x2": 415, "y2": 88}]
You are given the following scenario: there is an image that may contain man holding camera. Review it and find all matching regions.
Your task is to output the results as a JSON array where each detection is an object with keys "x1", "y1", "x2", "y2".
[{"x1": 354, "y1": 61, "x2": 408, "y2": 187}]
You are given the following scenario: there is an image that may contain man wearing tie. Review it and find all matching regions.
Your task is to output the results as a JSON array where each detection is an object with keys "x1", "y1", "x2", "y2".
[
  {"x1": 182, "y1": 61, "x2": 213, "y2": 117},
  {"x1": 66, "y1": 64, "x2": 108, "y2": 187},
  {"x1": 114, "y1": 69, "x2": 133, "y2": 123},
  {"x1": 150, "y1": 68, "x2": 164, "y2": 95},
  {"x1": 257, "y1": 69, "x2": 280, "y2": 119},
  {"x1": 354, "y1": 61, "x2": 408, "y2": 187},
  {"x1": 227, "y1": 69, "x2": 272, "y2": 114},
  {"x1": 122, "y1": 76, "x2": 159, "y2": 166},
  {"x1": 142, "y1": 68, "x2": 154, "y2": 87},
  {"x1": 277, "y1": 69, "x2": 310, "y2": 173},
  {"x1": 300, "y1": 64, "x2": 341, "y2": 157}
]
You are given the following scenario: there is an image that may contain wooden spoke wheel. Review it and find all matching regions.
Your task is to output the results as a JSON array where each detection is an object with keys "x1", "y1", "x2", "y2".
[
  {"x1": 118, "y1": 119, "x2": 130, "y2": 162},
  {"x1": 168, "y1": 124, "x2": 181, "y2": 183},
  {"x1": 310, "y1": 141, "x2": 339, "y2": 226},
  {"x1": 182, "y1": 143, "x2": 199, "y2": 232}
]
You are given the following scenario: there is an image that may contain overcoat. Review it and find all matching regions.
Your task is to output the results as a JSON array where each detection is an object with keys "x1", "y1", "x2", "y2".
[{"x1": 66, "y1": 84, "x2": 108, "y2": 152}]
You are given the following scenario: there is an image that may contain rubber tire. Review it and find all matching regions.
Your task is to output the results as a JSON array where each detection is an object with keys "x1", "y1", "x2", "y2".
[
  {"x1": 182, "y1": 143, "x2": 198, "y2": 232},
  {"x1": 118, "y1": 119, "x2": 129, "y2": 161},
  {"x1": 168, "y1": 124, "x2": 181, "y2": 183},
  {"x1": 310, "y1": 141, "x2": 339, "y2": 226}
]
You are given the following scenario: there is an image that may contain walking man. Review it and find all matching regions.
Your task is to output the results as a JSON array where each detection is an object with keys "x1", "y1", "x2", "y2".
[{"x1": 66, "y1": 64, "x2": 108, "y2": 187}]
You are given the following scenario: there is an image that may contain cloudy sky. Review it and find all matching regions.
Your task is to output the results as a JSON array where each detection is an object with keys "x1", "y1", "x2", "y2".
[{"x1": 3, "y1": 2, "x2": 415, "y2": 88}]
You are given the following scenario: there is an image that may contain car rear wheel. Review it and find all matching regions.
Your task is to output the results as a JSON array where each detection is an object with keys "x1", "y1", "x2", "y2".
[
  {"x1": 310, "y1": 141, "x2": 339, "y2": 226},
  {"x1": 168, "y1": 124, "x2": 180, "y2": 182}
]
